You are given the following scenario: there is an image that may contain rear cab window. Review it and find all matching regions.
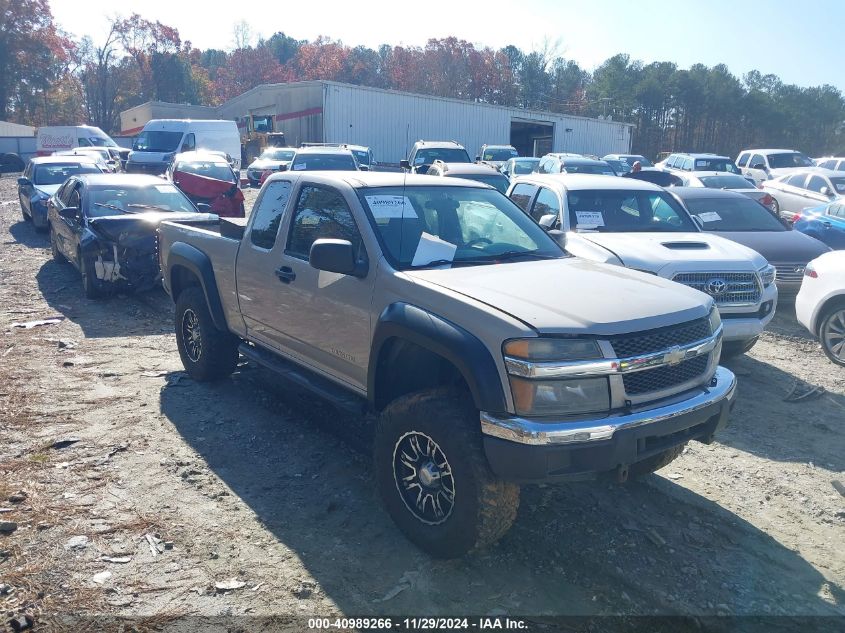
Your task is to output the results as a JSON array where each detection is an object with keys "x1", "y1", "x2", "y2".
[
  {"x1": 249, "y1": 180, "x2": 293, "y2": 249},
  {"x1": 509, "y1": 183, "x2": 538, "y2": 212}
]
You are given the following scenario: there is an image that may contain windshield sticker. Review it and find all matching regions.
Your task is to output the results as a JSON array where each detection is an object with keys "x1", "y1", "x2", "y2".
[
  {"x1": 365, "y1": 195, "x2": 418, "y2": 219},
  {"x1": 697, "y1": 212, "x2": 722, "y2": 223},
  {"x1": 414, "y1": 157, "x2": 425, "y2": 165},
  {"x1": 575, "y1": 211, "x2": 605, "y2": 227},
  {"x1": 292, "y1": 163, "x2": 306, "y2": 171},
  {"x1": 411, "y1": 232, "x2": 457, "y2": 267}
]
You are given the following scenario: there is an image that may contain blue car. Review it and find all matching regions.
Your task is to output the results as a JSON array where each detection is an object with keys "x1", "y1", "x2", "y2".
[
  {"x1": 18, "y1": 156, "x2": 103, "y2": 231},
  {"x1": 794, "y1": 201, "x2": 845, "y2": 249}
]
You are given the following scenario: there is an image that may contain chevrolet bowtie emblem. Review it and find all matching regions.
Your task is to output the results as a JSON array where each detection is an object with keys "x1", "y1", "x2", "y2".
[{"x1": 663, "y1": 346, "x2": 686, "y2": 366}]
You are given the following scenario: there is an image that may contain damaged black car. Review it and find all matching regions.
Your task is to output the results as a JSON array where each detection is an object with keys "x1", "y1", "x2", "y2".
[{"x1": 47, "y1": 174, "x2": 215, "y2": 299}]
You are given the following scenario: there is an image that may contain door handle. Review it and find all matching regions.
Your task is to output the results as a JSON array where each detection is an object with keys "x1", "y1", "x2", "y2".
[
  {"x1": 823, "y1": 221, "x2": 832, "y2": 228},
  {"x1": 275, "y1": 266, "x2": 296, "y2": 283}
]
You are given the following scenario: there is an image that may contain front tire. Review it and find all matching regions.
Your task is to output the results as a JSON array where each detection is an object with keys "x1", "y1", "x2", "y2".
[
  {"x1": 374, "y1": 388, "x2": 520, "y2": 558},
  {"x1": 721, "y1": 336, "x2": 758, "y2": 359},
  {"x1": 174, "y1": 286, "x2": 238, "y2": 381},
  {"x1": 819, "y1": 302, "x2": 845, "y2": 367},
  {"x1": 79, "y1": 252, "x2": 102, "y2": 299}
]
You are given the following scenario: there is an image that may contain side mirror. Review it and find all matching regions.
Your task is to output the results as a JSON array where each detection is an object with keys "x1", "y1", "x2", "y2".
[
  {"x1": 309, "y1": 239, "x2": 367, "y2": 277},
  {"x1": 475, "y1": 155, "x2": 481, "y2": 162},
  {"x1": 399, "y1": 159, "x2": 411, "y2": 170},
  {"x1": 196, "y1": 203, "x2": 212, "y2": 212},
  {"x1": 17, "y1": 177, "x2": 30, "y2": 187},
  {"x1": 547, "y1": 229, "x2": 566, "y2": 249},
  {"x1": 538, "y1": 214, "x2": 557, "y2": 229},
  {"x1": 277, "y1": 164, "x2": 288, "y2": 172},
  {"x1": 821, "y1": 186, "x2": 833, "y2": 197},
  {"x1": 359, "y1": 164, "x2": 369, "y2": 172},
  {"x1": 59, "y1": 206, "x2": 79, "y2": 219}
]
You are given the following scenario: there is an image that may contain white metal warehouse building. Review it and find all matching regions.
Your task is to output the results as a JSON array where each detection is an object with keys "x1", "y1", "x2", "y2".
[{"x1": 121, "y1": 80, "x2": 633, "y2": 164}]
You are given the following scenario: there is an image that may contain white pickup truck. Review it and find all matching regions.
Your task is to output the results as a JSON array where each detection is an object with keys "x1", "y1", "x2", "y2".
[{"x1": 508, "y1": 174, "x2": 777, "y2": 356}]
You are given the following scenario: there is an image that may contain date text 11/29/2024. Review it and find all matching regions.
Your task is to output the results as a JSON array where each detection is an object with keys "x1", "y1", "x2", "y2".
[{"x1": 307, "y1": 617, "x2": 528, "y2": 630}]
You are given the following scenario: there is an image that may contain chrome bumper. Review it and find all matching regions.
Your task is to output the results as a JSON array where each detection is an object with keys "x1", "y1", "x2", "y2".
[{"x1": 481, "y1": 366, "x2": 737, "y2": 446}]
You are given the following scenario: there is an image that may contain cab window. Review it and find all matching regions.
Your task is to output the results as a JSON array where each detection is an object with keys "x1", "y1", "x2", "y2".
[
  {"x1": 530, "y1": 187, "x2": 560, "y2": 223},
  {"x1": 509, "y1": 183, "x2": 537, "y2": 212},
  {"x1": 737, "y1": 153, "x2": 749, "y2": 168},
  {"x1": 250, "y1": 180, "x2": 292, "y2": 250},
  {"x1": 806, "y1": 175, "x2": 827, "y2": 194},
  {"x1": 286, "y1": 185, "x2": 363, "y2": 260}
]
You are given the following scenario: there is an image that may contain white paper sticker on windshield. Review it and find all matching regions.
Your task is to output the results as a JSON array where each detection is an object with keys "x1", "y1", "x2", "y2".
[
  {"x1": 697, "y1": 212, "x2": 721, "y2": 222},
  {"x1": 411, "y1": 232, "x2": 457, "y2": 267},
  {"x1": 575, "y1": 211, "x2": 605, "y2": 227},
  {"x1": 365, "y1": 195, "x2": 418, "y2": 219},
  {"x1": 292, "y1": 163, "x2": 306, "y2": 171}
]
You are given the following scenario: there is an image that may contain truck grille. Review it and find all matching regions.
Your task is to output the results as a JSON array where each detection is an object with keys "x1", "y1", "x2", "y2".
[
  {"x1": 623, "y1": 355, "x2": 710, "y2": 395},
  {"x1": 771, "y1": 263, "x2": 805, "y2": 283},
  {"x1": 608, "y1": 317, "x2": 711, "y2": 358},
  {"x1": 672, "y1": 272, "x2": 761, "y2": 306}
]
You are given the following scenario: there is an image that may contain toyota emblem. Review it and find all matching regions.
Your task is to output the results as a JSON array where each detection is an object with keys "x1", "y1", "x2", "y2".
[{"x1": 706, "y1": 278, "x2": 728, "y2": 295}]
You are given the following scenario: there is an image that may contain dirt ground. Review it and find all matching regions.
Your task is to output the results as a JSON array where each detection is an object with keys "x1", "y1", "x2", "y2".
[{"x1": 1, "y1": 176, "x2": 844, "y2": 631}]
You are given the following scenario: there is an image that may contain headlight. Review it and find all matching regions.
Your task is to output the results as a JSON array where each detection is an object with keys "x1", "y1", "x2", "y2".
[
  {"x1": 708, "y1": 305, "x2": 722, "y2": 333},
  {"x1": 758, "y1": 264, "x2": 776, "y2": 288},
  {"x1": 503, "y1": 338, "x2": 609, "y2": 416}
]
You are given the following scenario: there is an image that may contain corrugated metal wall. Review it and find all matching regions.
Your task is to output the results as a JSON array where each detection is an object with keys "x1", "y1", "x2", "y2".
[
  {"x1": 0, "y1": 121, "x2": 35, "y2": 136},
  {"x1": 322, "y1": 82, "x2": 631, "y2": 164}
]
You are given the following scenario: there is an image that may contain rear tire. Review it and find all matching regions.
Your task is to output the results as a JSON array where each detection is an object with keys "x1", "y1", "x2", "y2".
[
  {"x1": 721, "y1": 336, "x2": 758, "y2": 359},
  {"x1": 174, "y1": 286, "x2": 239, "y2": 381},
  {"x1": 818, "y1": 301, "x2": 845, "y2": 367},
  {"x1": 771, "y1": 197, "x2": 780, "y2": 217},
  {"x1": 374, "y1": 387, "x2": 520, "y2": 558},
  {"x1": 629, "y1": 443, "x2": 686, "y2": 479}
]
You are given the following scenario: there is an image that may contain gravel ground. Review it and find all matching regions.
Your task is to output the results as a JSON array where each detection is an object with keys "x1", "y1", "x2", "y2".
[{"x1": 1, "y1": 175, "x2": 843, "y2": 631}]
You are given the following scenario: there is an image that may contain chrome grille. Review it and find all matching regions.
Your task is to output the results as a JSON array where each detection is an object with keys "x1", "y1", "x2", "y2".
[
  {"x1": 623, "y1": 354, "x2": 710, "y2": 395},
  {"x1": 771, "y1": 263, "x2": 805, "y2": 283},
  {"x1": 672, "y1": 272, "x2": 761, "y2": 306},
  {"x1": 609, "y1": 317, "x2": 711, "y2": 358}
]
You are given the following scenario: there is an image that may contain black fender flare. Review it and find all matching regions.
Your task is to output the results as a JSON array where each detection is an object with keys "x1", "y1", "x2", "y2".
[
  {"x1": 166, "y1": 242, "x2": 228, "y2": 331},
  {"x1": 369, "y1": 302, "x2": 508, "y2": 414}
]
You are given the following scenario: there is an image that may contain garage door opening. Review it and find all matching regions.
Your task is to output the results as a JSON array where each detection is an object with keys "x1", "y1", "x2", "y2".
[{"x1": 510, "y1": 120, "x2": 554, "y2": 157}]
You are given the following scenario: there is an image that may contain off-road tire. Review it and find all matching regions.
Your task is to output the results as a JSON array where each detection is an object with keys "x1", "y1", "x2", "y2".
[
  {"x1": 818, "y1": 300, "x2": 845, "y2": 367},
  {"x1": 79, "y1": 252, "x2": 102, "y2": 299},
  {"x1": 721, "y1": 336, "x2": 758, "y2": 359},
  {"x1": 629, "y1": 443, "x2": 686, "y2": 479},
  {"x1": 374, "y1": 387, "x2": 520, "y2": 558},
  {"x1": 49, "y1": 224, "x2": 64, "y2": 262},
  {"x1": 174, "y1": 286, "x2": 238, "y2": 381}
]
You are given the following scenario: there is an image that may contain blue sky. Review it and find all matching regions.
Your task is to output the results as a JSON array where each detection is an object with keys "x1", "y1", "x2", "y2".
[{"x1": 49, "y1": 0, "x2": 844, "y2": 91}]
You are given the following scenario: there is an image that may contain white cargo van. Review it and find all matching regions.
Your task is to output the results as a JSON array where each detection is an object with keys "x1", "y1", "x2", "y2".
[
  {"x1": 127, "y1": 120, "x2": 240, "y2": 175},
  {"x1": 36, "y1": 125, "x2": 120, "y2": 156}
]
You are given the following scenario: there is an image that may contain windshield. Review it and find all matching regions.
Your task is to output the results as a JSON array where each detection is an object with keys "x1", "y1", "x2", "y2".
[
  {"x1": 260, "y1": 148, "x2": 296, "y2": 161},
  {"x1": 694, "y1": 158, "x2": 739, "y2": 173},
  {"x1": 684, "y1": 196, "x2": 786, "y2": 232},
  {"x1": 359, "y1": 186, "x2": 562, "y2": 269},
  {"x1": 88, "y1": 136, "x2": 118, "y2": 148},
  {"x1": 87, "y1": 183, "x2": 196, "y2": 217},
  {"x1": 605, "y1": 159, "x2": 628, "y2": 174},
  {"x1": 450, "y1": 174, "x2": 511, "y2": 194},
  {"x1": 291, "y1": 153, "x2": 357, "y2": 171},
  {"x1": 414, "y1": 148, "x2": 472, "y2": 165},
  {"x1": 351, "y1": 150, "x2": 371, "y2": 166},
  {"x1": 34, "y1": 163, "x2": 101, "y2": 185},
  {"x1": 768, "y1": 152, "x2": 814, "y2": 169},
  {"x1": 483, "y1": 148, "x2": 518, "y2": 162},
  {"x1": 175, "y1": 161, "x2": 235, "y2": 183},
  {"x1": 567, "y1": 189, "x2": 697, "y2": 232},
  {"x1": 133, "y1": 131, "x2": 183, "y2": 152},
  {"x1": 622, "y1": 155, "x2": 653, "y2": 167},
  {"x1": 698, "y1": 174, "x2": 756, "y2": 189},
  {"x1": 563, "y1": 163, "x2": 616, "y2": 176},
  {"x1": 511, "y1": 160, "x2": 539, "y2": 175}
]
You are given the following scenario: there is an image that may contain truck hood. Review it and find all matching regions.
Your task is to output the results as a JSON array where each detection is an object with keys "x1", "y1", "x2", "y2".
[
  {"x1": 406, "y1": 258, "x2": 711, "y2": 335},
  {"x1": 249, "y1": 159, "x2": 290, "y2": 170},
  {"x1": 570, "y1": 232, "x2": 767, "y2": 273},
  {"x1": 34, "y1": 184, "x2": 61, "y2": 198},
  {"x1": 88, "y1": 212, "x2": 217, "y2": 243},
  {"x1": 713, "y1": 230, "x2": 831, "y2": 264}
]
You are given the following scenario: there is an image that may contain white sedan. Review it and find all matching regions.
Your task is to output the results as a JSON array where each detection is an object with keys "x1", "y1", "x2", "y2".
[
  {"x1": 761, "y1": 168, "x2": 845, "y2": 218},
  {"x1": 796, "y1": 250, "x2": 845, "y2": 366}
]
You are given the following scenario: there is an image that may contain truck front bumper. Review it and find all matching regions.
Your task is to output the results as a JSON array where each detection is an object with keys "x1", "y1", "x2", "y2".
[
  {"x1": 719, "y1": 284, "x2": 778, "y2": 342},
  {"x1": 480, "y1": 366, "x2": 736, "y2": 483}
]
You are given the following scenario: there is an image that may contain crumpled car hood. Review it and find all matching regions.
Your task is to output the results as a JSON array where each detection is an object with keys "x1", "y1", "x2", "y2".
[{"x1": 87, "y1": 212, "x2": 217, "y2": 243}]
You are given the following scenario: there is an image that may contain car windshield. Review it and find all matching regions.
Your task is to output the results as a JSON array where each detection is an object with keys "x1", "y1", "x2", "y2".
[
  {"x1": 133, "y1": 131, "x2": 183, "y2": 152},
  {"x1": 684, "y1": 196, "x2": 786, "y2": 232},
  {"x1": 511, "y1": 160, "x2": 539, "y2": 174},
  {"x1": 261, "y1": 149, "x2": 296, "y2": 161},
  {"x1": 88, "y1": 136, "x2": 118, "y2": 148},
  {"x1": 605, "y1": 159, "x2": 628, "y2": 174},
  {"x1": 87, "y1": 183, "x2": 196, "y2": 217},
  {"x1": 694, "y1": 158, "x2": 739, "y2": 173},
  {"x1": 830, "y1": 177, "x2": 845, "y2": 194},
  {"x1": 450, "y1": 174, "x2": 511, "y2": 194},
  {"x1": 414, "y1": 148, "x2": 472, "y2": 165},
  {"x1": 623, "y1": 155, "x2": 653, "y2": 167},
  {"x1": 698, "y1": 174, "x2": 756, "y2": 189},
  {"x1": 359, "y1": 185, "x2": 562, "y2": 269},
  {"x1": 351, "y1": 150, "x2": 371, "y2": 165},
  {"x1": 175, "y1": 161, "x2": 235, "y2": 183},
  {"x1": 563, "y1": 163, "x2": 616, "y2": 175},
  {"x1": 567, "y1": 189, "x2": 697, "y2": 232},
  {"x1": 768, "y1": 152, "x2": 814, "y2": 169},
  {"x1": 290, "y1": 154, "x2": 357, "y2": 171},
  {"x1": 482, "y1": 148, "x2": 518, "y2": 161},
  {"x1": 34, "y1": 163, "x2": 101, "y2": 185}
]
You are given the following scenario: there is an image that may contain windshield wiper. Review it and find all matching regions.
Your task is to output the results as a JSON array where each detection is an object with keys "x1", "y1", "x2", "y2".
[
  {"x1": 127, "y1": 204, "x2": 175, "y2": 213},
  {"x1": 408, "y1": 259, "x2": 464, "y2": 269},
  {"x1": 94, "y1": 203, "x2": 127, "y2": 213},
  {"x1": 484, "y1": 250, "x2": 556, "y2": 261}
]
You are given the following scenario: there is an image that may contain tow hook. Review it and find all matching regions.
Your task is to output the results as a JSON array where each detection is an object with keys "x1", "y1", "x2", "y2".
[{"x1": 615, "y1": 464, "x2": 629, "y2": 483}]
